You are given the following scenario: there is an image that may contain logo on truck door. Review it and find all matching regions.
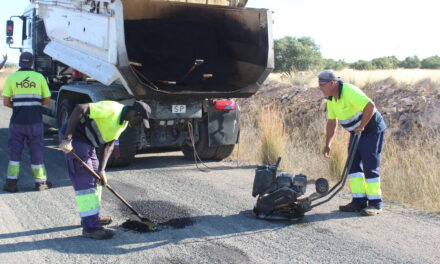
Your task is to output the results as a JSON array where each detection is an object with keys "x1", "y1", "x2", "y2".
[
  {"x1": 172, "y1": 105, "x2": 186, "y2": 114},
  {"x1": 16, "y1": 77, "x2": 36, "y2": 89}
]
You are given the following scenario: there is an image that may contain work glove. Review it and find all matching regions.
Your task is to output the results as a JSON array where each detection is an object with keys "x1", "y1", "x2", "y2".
[
  {"x1": 97, "y1": 170, "x2": 108, "y2": 187},
  {"x1": 59, "y1": 139, "x2": 73, "y2": 153}
]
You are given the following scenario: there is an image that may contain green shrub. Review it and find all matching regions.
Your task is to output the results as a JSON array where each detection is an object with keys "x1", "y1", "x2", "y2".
[
  {"x1": 350, "y1": 60, "x2": 374, "y2": 70},
  {"x1": 322, "y1": 59, "x2": 348, "y2": 71},
  {"x1": 400, "y1": 56, "x2": 421, "y2": 69},
  {"x1": 421, "y1": 56, "x2": 440, "y2": 69},
  {"x1": 371, "y1": 56, "x2": 399, "y2": 69},
  {"x1": 274, "y1": 36, "x2": 322, "y2": 73}
]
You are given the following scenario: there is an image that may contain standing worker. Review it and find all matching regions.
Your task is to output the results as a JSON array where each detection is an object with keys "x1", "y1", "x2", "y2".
[
  {"x1": 58, "y1": 100, "x2": 150, "y2": 239},
  {"x1": 318, "y1": 70, "x2": 386, "y2": 216},
  {"x1": 2, "y1": 52, "x2": 51, "y2": 192},
  {"x1": 0, "y1": 54, "x2": 7, "y2": 70}
]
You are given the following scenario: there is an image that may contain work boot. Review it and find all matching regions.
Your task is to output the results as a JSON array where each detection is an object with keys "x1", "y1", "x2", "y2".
[
  {"x1": 3, "y1": 182, "x2": 18, "y2": 193},
  {"x1": 360, "y1": 206, "x2": 382, "y2": 216},
  {"x1": 35, "y1": 181, "x2": 52, "y2": 191},
  {"x1": 81, "y1": 215, "x2": 113, "y2": 226},
  {"x1": 339, "y1": 202, "x2": 366, "y2": 212},
  {"x1": 82, "y1": 227, "x2": 115, "y2": 240}
]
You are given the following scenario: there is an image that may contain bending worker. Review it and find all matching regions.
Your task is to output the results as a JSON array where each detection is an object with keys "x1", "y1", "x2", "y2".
[
  {"x1": 318, "y1": 70, "x2": 386, "y2": 216},
  {"x1": 58, "y1": 100, "x2": 150, "y2": 240},
  {"x1": 2, "y1": 52, "x2": 51, "y2": 192}
]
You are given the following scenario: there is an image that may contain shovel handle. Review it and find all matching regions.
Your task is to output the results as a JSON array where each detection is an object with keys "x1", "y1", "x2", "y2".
[{"x1": 69, "y1": 151, "x2": 143, "y2": 218}]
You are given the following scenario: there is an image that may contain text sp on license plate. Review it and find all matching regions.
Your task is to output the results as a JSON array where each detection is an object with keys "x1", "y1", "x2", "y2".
[{"x1": 172, "y1": 105, "x2": 186, "y2": 114}]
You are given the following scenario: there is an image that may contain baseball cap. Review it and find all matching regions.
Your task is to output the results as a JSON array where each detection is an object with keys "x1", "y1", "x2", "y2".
[
  {"x1": 132, "y1": 101, "x2": 151, "y2": 128},
  {"x1": 19, "y1": 52, "x2": 34, "y2": 68},
  {"x1": 317, "y1": 70, "x2": 340, "y2": 82}
]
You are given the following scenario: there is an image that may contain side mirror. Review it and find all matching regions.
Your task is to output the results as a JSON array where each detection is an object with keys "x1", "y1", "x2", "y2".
[
  {"x1": 6, "y1": 37, "x2": 13, "y2": 45},
  {"x1": 6, "y1": 20, "x2": 14, "y2": 36}
]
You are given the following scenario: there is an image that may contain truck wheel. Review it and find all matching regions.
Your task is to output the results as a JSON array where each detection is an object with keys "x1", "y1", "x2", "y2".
[
  {"x1": 106, "y1": 127, "x2": 139, "y2": 168},
  {"x1": 57, "y1": 99, "x2": 75, "y2": 128},
  {"x1": 182, "y1": 118, "x2": 217, "y2": 161},
  {"x1": 212, "y1": 145, "x2": 235, "y2": 161}
]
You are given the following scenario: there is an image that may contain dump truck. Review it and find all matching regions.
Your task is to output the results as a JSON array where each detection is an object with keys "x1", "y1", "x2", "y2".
[{"x1": 5, "y1": 0, "x2": 273, "y2": 167}]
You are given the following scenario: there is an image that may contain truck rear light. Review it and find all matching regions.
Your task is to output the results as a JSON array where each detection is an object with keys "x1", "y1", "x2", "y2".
[
  {"x1": 214, "y1": 100, "x2": 236, "y2": 111},
  {"x1": 71, "y1": 69, "x2": 83, "y2": 80}
]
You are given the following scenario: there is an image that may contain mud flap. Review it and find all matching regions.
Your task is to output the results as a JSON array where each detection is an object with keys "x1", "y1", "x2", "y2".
[{"x1": 207, "y1": 106, "x2": 240, "y2": 147}]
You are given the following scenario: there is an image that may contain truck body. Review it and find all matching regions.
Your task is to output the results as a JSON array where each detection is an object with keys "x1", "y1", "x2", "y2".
[{"x1": 6, "y1": 0, "x2": 273, "y2": 166}]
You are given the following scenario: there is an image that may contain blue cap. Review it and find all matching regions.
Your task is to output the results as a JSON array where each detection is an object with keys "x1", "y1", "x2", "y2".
[{"x1": 318, "y1": 70, "x2": 340, "y2": 81}]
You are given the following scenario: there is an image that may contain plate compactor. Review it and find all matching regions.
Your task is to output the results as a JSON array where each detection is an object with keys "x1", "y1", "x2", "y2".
[{"x1": 252, "y1": 133, "x2": 361, "y2": 220}]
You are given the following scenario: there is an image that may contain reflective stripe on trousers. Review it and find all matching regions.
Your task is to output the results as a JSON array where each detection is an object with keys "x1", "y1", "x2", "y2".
[
  {"x1": 7, "y1": 161, "x2": 20, "y2": 180},
  {"x1": 7, "y1": 162, "x2": 47, "y2": 182},
  {"x1": 348, "y1": 131, "x2": 385, "y2": 207},
  {"x1": 75, "y1": 186, "x2": 102, "y2": 217},
  {"x1": 349, "y1": 172, "x2": 367, "y2": 198},
  {"x1": 60, "y1": 129, "x2": 101, "y2": 232},
  {"x1": 31, "y1": 164, "x2": 48, "y2": 182}
]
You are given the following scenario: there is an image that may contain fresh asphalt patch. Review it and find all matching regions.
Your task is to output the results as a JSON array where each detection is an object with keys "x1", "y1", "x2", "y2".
[{"x1": 119, "y1": 200, "x2": 196, "y2": 230}]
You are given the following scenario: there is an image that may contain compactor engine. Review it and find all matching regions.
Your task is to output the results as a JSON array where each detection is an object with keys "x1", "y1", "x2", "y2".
[{"x1": 252, "y1": 158, "x2": 330, "y2": 220}]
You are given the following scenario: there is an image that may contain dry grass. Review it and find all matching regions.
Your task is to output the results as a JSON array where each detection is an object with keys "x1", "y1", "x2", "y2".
[
  {"x1": 270, "y1": 71, "x2": 318, "y2": 87},
  {"x1": 269, "y1": 68, "x2": 440, "y2": 88},
  {"x1": 0, "y1": 68, "x2": 16, "y2": 92},
  {"x1": 257, "y1": 108, "x2": 287, "y2": 166},
  {"x1": 326, "y1": 130, "x2": 350, "y2": 181},
  {"x1": 339, "y1": 69, "x2": 440, "y2": 88},
  {"x1": 382, "y1": 129, "x2": 440, "y2": 211}
]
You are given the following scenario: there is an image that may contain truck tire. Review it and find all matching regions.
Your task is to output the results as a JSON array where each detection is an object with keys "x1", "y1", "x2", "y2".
[
  {"x1": 212, "y1": 144, "x2": 235, "y2": 161},
  {"x1": 57, "y1": 99, "x2": 75, "y2": 128},
  {"x1": 182, "y1": 118, "x2": 217, "y2": 161},
  {"x1": 106, "y1": 127, "x2": 138, "y2": 168}
]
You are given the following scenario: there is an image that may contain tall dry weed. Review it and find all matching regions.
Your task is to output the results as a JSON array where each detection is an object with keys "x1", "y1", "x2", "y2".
[
  {"x1": 327, "y1": 130, "x2": 349, "y2": 181},
  {"x1": 281, "y1": 71, "x2": 318, "y2": 87},
  {"x1": 257, "y1": 108, "x2": 287, "y2": 166},
  {"x1": 382, "y1": 130, "x2": 440, "y2": 211}
]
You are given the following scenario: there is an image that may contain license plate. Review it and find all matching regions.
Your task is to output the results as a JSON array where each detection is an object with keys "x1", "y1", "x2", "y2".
[{"x1": 172, "y1": 105, "x2": 186, "y2": 113}]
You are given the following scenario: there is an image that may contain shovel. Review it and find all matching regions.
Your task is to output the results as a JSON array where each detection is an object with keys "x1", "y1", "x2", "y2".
[{"x1": 69, "y1": 151, "x2": 156, "y2": 232}]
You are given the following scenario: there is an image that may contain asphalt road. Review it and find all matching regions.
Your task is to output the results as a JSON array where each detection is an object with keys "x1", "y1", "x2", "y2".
[{"x1": 0, "y1": 106, "x2": 439, "y2": 264}]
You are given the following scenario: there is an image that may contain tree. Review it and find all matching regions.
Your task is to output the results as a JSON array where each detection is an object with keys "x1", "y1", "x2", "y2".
[
  {"x1": 421, "y1": 56, "x2": 440, "y2": 69},
  {"x1": 274, "y1": 36, "x2": 322, "y2": 73},
  {"x1": 399, "y1": 56, "x2": 421, "y2": 69},
  {"x1": 350, "y1": 60, "x2": 374, "y2": 70},
  {"x1": 322, "y1": 59, "x2": 348, "y2": 70},
  {"x1": 371, "y1": 56, "x2": 400, "y2": 69}
]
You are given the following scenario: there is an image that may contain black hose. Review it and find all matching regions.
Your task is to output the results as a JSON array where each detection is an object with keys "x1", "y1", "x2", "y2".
[{"x1": 311, "y1": 132, "x2": 361, "y2": 208}]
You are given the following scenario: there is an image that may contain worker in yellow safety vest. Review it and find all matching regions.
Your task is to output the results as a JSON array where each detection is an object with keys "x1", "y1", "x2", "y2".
[
  {"x1": 58, "y1": 100, "x2": 150, "y2": 239},
  {"x1": 318, "y1": 70, "x2": 387, "y2": 216},
  {"x1": 2, "y1": 52, "x2": 52, "y2": 192}
]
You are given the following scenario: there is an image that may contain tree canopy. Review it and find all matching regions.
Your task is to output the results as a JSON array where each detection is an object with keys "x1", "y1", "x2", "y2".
[{"x1": 273, "y1": 37, "x2": 439, "y2": 73}]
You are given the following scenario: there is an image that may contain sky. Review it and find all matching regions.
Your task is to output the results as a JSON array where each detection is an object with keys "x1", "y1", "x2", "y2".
[{"x1": 1, "y1": 0, "x2": 439, "y2": 63}]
